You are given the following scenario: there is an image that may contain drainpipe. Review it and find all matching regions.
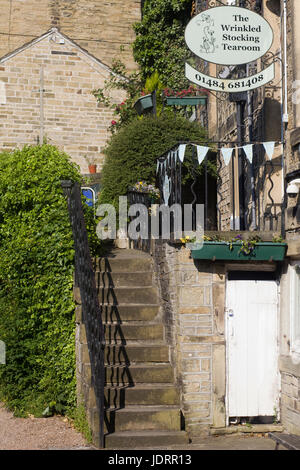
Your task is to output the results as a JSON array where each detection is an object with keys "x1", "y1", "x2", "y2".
[
  {"x1": 246, "y1": 63, "x2": 257, "y2": 230},
  {"x1": 282, "y1": 0, "x2": 288, "y2": 124},
  {"x1": 237, "y1": 99, "x2": 246, "y2": 231},
  {"x1": 280, "y1": 0, "x2": 289, "y2": 237}
]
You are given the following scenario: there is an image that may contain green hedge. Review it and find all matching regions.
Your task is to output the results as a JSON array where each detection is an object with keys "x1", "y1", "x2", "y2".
[
  {"x1": 0, "y1": 144, "x2": 98, "y2": 417},
  {"x1": 99, "y1": 113, "x2": 215, "y2": 209}
]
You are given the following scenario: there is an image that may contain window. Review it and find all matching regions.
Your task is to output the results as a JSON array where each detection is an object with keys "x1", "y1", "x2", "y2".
[{"x1": 290, "y1": 264, "x2": 300, "y2": 360}]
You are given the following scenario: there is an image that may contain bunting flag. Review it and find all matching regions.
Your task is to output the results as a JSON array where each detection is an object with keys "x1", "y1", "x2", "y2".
[
  {"x1": 263, "y1": 141, "x2": 275, "y2": 160},
  {"x1": 163, "y1": 174, "x2": 171, "y2": 206},
  {"x1": 156, "y1": 141, "x2": 280, "y2": 175},
  {"x1": 178, "y1": 144, "x2": 187, "y2": 163},
  {"x1": 243, "y1": 144, "x2": 253, "y2": 164},
  {"x1": 196, "y1": 145, "x2": 209, "y2": 165},
  {"x1": 221, "y1": 147, "x2": 234, "y2": 166}
]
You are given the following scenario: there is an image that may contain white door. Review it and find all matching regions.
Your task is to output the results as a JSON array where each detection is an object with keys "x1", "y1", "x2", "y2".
[{"x1": 226, "y1": 274, "x2": 279, "y2": 419}]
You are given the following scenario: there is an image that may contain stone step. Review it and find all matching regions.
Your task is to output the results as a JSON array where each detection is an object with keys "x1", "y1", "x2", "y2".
[
  {"x1": 104, "y1": 344, "x2": 169, "y2": 364},
  {"x1": 94, "y1": 256, "x2": 153, "y2": 273},
  {"x1": 104, "y1": 384, "x2": 180, "y2": 407},
  {"x1": 101, "y1": 304, "x2": 160, "y2": 322},
  {"x1": 99, "y1": 287, "x2": 159, "y2": 305},
  {"x1": 105, "y1": 363, "x2": 174, "y2": 386},
  {"x1": 96, "y1": 271, "x2": 153, "y2": 288},
  {"x1": 104, "y1": 406, "x2": 182, "y2": 433},
  {"x1": 104, "y1": 323, "x2": 164, "y2": 342},
  {"x1": 105, "y1": 430, "x2": 189, "y2": 449}
]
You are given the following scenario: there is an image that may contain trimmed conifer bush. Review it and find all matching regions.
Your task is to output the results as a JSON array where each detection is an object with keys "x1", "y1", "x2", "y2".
[{"x1": 99, "y1": 113, "x2": 216, "y2": 209}]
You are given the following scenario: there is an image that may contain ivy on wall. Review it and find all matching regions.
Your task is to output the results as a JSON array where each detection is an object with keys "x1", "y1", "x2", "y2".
[{"x1": 133, "y1": 0, "x2": 194, "y2": 90}]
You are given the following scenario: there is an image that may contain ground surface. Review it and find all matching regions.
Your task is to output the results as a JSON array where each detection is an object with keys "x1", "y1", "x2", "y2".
[
  {"x1": 0, "y1": 403, "x2": 283, "y2": 450},
  {"x1": 0, "y1": 403, "x2": 93, "y2": 450}
]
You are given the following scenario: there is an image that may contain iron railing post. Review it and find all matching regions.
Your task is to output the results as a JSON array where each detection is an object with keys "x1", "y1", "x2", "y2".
[{"x1": 61, "y1": 180, "x2": 105, "y2": 449}]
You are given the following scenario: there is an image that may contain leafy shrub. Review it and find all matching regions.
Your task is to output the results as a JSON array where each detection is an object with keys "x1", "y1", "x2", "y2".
[
  {"x1": 99, "y1": 113, "x2": 216, "y2": 210},
  {"x1": 0, "y1": 144, "x2": 99, "y2": 416}
]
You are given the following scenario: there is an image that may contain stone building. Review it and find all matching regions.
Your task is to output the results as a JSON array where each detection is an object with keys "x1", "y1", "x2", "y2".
[
  {"x1": 2, "y1": 0, "x2": 300, "y2": 447},
  {"x1": 0, "y1": 28, "x2": 126, "y2": 173},
  {"x1": 0, "y1": 0, "x2": 141, "y2": 172},
  {"x1": 65, "y1": 1, "x2": 300, "y2": 446},
  {"x1": 190, "y1": 0, "x2": 300, "y2": 436},
  {"x1": 0, "y1": 0, "x2": 140, "y2": 71}
]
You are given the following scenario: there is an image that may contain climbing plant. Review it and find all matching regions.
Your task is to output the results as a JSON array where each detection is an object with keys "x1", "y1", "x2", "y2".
[
  {"x1": 93, "y1": 0, "x2": 196, "y2": 131},
  {"x1": 133, "y1": 0, "x2": 194, "y2": 90}
]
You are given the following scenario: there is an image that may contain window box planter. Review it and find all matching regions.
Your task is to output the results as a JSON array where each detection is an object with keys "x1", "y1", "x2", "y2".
[
  {"x1": 165, "y1": 96, "x2": 207, "y2": 106},
  {"x1": 190, "y1": 241, "x2": 287, "y2": 261},
  {"x1": 133, "y1": 94, "x2": 153, "y2": 114}
]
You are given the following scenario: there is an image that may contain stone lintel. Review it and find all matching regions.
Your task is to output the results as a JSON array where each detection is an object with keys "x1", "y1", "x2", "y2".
[
  {"x1": 179, "y1": 307, "x2": 211, "y2": 314},
  {"x1": 181, "y1": 335, "x2": 225, "y2": 344},
  {"x1": 225, "y1": 262, "x2": 277, "y2": 271}
]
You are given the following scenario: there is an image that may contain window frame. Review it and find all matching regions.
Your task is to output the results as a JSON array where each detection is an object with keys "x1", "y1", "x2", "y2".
[{"x1": 290, "y1": 262, "x2": 300, "y2": 355}]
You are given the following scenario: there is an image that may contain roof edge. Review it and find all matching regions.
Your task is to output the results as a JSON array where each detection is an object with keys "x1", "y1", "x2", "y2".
[{"x1": 0, "y1": 28, "x2": 127, "y2": 80}]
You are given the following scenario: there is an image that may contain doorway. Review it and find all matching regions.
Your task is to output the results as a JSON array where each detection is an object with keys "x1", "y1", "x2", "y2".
[{"x1": 225, "y1": 271, "x2": 280, "y2": 425}]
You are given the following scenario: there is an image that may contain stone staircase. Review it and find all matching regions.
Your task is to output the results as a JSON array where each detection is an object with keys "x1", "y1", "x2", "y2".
[{"x1": 95, "y1": 248, "x2": 188, "y2": 449}]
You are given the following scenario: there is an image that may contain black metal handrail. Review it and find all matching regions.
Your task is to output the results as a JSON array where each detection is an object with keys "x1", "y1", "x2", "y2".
[
  {"x1": 61, "y1": 180, "x2": 105, "y2": 448},
  {"x1": 127, "y1": 190, "x2": 152, "y2": 251}
]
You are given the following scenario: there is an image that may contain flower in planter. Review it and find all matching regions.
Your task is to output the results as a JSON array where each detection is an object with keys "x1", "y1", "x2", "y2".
[
  {"x1": 180, "y1": 235, "x2": 195, "y2": 244},
  {"x1": 162, "y1": 85, "x2": 209, "y2": 98},
  {"x1": 130, "y1": 181, "x2": 160, "y2": 201}
]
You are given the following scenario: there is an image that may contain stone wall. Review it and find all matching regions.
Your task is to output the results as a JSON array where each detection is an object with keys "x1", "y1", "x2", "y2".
[
  {"x1": 152, "y1": 241, "x2": 226, "y2": 438},
  {"x1": 285, "y1": 0, "x2": 300, "y2": 235},
  {"x1": 278, "y1": 261, "x2": 300, "y2": 436},
  {"x1": 74, "y1": 287, "x2": 101, "y2": 447},
  {"x1": 0, "y1": 0, "x2": 140, "y2": 71},
  {"x1": 279, "y1": 358, "x2": 300, "y2": 435},
  {"x1": 0, "y1": 30, "x2": 125, "y2": 172}
]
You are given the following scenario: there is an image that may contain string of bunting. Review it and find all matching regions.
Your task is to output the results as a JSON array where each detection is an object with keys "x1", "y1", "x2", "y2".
[{"x1": 156, "y1": 141, "x2": 281, "y2": 173}]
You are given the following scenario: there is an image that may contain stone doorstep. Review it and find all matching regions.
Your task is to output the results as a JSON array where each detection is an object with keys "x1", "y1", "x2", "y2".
[
  {"x1": 104, "y1": 322, "x2": 165, "y2": 341},
  {"x1": 104, "y1": 383, "x2": 180, "y2": 406},
  {"x1": 210, "y1": 424, "x2": 284, "y2": 435},
  {"x1": 98, "y1": 286, "x2": 159, "y2": 304},
  {"x1": 96, "y1": 271, "x2": 154, "y2": 288},
  {"x1": 104, "y1": 405, "x2": 182, "y2": 432},
  {"x1": 104, "y1": 363, "x2": 174, "y2": 384},
  {"x1": 104, "y1": 343, "x2": 170, "y2": 363},
  {"x1": 104, "y1": 430, "x2": 189, "y2": 449},
  {"x1": 100, "y1": 304, "x2": 160, "y2": 322}
]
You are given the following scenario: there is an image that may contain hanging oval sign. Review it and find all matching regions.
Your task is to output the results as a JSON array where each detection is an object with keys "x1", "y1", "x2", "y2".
[{"x1": 185, "y1": 6, "x2": 273, "y2": 66}]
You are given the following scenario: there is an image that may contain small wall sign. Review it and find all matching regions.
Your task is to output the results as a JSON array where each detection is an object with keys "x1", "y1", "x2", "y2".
[
  {"x1": 185, "y1": 62, "x2": 275, "y2": 93},
  {"x1": 185, "y1": 6, "x2": 273, "y2": 66}
]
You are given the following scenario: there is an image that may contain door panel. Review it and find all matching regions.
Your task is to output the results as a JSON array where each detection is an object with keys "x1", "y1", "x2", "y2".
[{"x1": 226, "y1": 278, "x2": 279, "y2": 418}]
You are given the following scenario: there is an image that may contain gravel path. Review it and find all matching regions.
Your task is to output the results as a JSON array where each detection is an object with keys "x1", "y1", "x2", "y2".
[
  {"x1": 0, "y1": 402, "x2": 281, "y2": 451},
  {"x1": 0, "y1": 403, "x2": 94, "y2": 450}
]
